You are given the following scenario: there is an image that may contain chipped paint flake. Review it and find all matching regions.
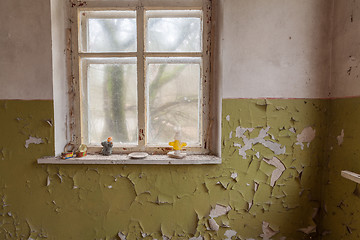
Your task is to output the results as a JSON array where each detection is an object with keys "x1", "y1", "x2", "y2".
[
  {"x1": 209, "y1": 204, "x2": 231, "y2": 218},
  {"x1": 298, "y1": 225, "x2": 316, "y2": 234},
  {"x1": 231, "y1": 172, "x2": 238, "y2": 180},
  {"x1": 189, "y1": 236, "x2": 203, "y2": 240},
  {"x1": 117, "y1": 232, "x2": 127, "y2": 240},
  {"x1": 226, "y1": 115, "x2": 230, "y2": 121},
  {"x1": 295, "y1": 127, "x2": 316, "y2": 150},
  {"x1": 224, "y1": 230, "x2": 237, "y2": 240},
  {"x1": 208, "y1": 218, "x2": 219, "y2": 231},
  {"x1": 234, "y1": 126, "x2": 286, "y2": 159},
  {"x1": 56, "y1": 173, "x2": 63, "y2": 183},
  {"x1": 25, "y1": 136, "x2": 44, "y2": 148},
  {"x1": 260, "y1": 221, "x2": 278, "y2": 240},
  {"x1": 262, "y1": 157, "x2": 286, "y2": 187},
  {"x1": 248, "y1": 201, "x2": 253, "y2": 211},
  {"x1": 337, "y1": 129, "x2": 344, "y2": 146},
  {"x1": 254, "y1": 182, "x2": 259, "y2": 192}
]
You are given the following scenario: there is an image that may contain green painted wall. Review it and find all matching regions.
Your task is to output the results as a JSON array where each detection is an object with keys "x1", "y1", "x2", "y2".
[
  {"x1": 321, "y1": 97, "x2": 360, "y2": 239},
  {"x1": 0, "y1": 99, "x2": 330, "y2": 239}
]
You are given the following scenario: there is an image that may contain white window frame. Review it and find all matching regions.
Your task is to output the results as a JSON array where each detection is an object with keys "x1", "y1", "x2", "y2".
[{"x1": 69, "y1": 0, "x2": 214, "y2": 155}]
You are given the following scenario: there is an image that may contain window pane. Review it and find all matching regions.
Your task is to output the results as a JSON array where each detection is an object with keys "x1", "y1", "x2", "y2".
[
  {"x1": 79, "y1": 11, "x2": 136, "y2": 52},
  {"x1": 146, "y1": 10, "x2": 202, "y2": 52},
  {"x1": 146, "y1": 58, "x2": 201, "y2": 145},
  {"x1": 80, "y1": 58, "x2": 138, "y2": 145}
]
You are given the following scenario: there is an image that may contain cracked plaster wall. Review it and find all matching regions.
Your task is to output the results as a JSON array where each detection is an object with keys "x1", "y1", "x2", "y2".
[{"x1": 0, "y1": 99, "x2": 328, "y2": 240}]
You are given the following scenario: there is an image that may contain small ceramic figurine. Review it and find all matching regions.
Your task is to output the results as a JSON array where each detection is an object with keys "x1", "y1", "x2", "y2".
[
  {"x1": 101, "y1": 137, "x2": 113, "y2": 156},
  {"x1": 168, "y1": 129, "x2": 187, "y2": 158}
]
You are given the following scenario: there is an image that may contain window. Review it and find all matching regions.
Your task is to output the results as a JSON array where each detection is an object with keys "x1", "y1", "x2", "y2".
[{"x1": 70, "y1": 1, "x2": 213, "y2": 155}]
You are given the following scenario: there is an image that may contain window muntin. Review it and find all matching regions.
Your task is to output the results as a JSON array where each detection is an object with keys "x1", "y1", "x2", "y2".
[{"x1": 74, "y1": 3, "x2": 211, "y2": 154}]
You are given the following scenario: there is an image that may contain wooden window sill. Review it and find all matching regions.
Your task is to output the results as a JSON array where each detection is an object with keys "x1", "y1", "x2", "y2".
[{"x1": 37, "y1": 154, "x2": 221, "y2": 165}]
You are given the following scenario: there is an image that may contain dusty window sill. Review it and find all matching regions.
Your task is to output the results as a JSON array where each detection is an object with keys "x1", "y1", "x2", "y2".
[{"x1": 37, "y1": 154, "x2": 221, "y2": 165}]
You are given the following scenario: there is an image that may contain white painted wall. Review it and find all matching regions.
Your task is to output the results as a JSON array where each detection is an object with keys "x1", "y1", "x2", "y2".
[
  {"x1": 0, "y1": 0, "x2": 53, "y2": 100},
  {"x1": 219, "y1": 0, "x2": 333, "y2": 99},
  {"x1": 330, "y1": 0, "x2": 360, "y2": 97}
]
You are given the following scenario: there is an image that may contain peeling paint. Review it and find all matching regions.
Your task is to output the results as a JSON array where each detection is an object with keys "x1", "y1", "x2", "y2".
[
  {"x1": 208, "y1": 218, "x2": 219, "y2": 231},
  {"x1": 262, "y1": 157, "x2": 286, "y2": 187},
  {"x1": 209, "y1": 204, "x2": 231, "y2": 218},
  {"x1": 296, "y1": 126, "x2": 316, "y2": 150},
  {"x1": 224, "y1": 229, "x2": 237, "y2": 239},
  {"x1": 0, "y1": 98, "x2": 330, "y2": 239},
  {"x1": 336, "y1": 129, "x2": 344, "y2": 146},
  {"x1": 25, "y1": 136, "x2": 44, "y2": 148},
  {"x1": 234, "y1": 126, "x2": 286, "y2": 159},
  {"x1": 260, "y1": 221, "x2": 278, "y2": 240}
]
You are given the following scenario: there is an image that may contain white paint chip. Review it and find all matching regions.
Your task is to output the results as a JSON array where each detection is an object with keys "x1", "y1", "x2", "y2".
[
  {"x1": 209, "y1": 218, "x2": 219, "y2": 231},
  {"x1": 56, "y1": 173, "x2": 63, "y2": 183},
  {"x1": 231, "y1": 172, "x2": 238, "y2": 180},
  {"x1": 337, "y1": 129, "x2": 344, "y2": 146},
  {"x1": 25, "y1": 136, "x2": 44, "y2": 148},
  {"x1": 224, "y1": 230, "x2": 237, "y2": 240},
  {"x1": 262, "y1": 157, "x2": 286, "y2": 187},
  {"x1": 189, "y1": 237, "x2": 203, "y2": 240},
  {"x1": 234, "y1": 126, "x2": 285, "y2": 159},
  {"x1": 209, "y1": 204, "x2": 231, "y2": 218},
  {"x1": 289, "y1": 127, "x2": 296, "y2": 133},
  {"x1": 46, "y1": 176, "x2": 50, "y2": 186},
  {"x1": 260, "y1": 221, "x2": 278, "y2": 240},
  {"x1": 226, "y1": 115, "x2": 230, "y2": 121},
  {"x1": 296, "y1": 127, "x2": 316, "y2": 150},
  {"x1": 117, "y1": 232, "x2": 127, "y2": 240},
  {"x1": 254, "y1": 182, "x2": 259, "y2": 192},
  {"x1": 248, "y1": 201, "x2": 253, "y2": 211}
]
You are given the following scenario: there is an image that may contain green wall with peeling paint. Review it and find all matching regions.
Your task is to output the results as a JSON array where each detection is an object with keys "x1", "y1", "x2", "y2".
[
  {"x1": 0, "y1": 99, "x2": 334, "y2": 239},
  {"x1": 321, "y1": 97, "x2": 360, "y2": 239}
]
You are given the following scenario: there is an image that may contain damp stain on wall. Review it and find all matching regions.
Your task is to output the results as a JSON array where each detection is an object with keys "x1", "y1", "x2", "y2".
[{"x1": 0, "y1": 99, "x2": 330, "y2": 239}]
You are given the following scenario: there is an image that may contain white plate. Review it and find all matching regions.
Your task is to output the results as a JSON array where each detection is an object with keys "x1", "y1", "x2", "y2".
[
  {"x1": 167, "y1": 151, "x2": 186, "y2": 159},
  {"x1": 128, "y1": 152, "x2": 149, "y2": 159}
]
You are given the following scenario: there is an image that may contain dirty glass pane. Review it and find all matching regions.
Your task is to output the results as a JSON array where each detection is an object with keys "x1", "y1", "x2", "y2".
[
  {"x1": 81, "y1": 58, "x2": 138, "y2": 145},
  {"x1": 146, "y1": 10, "x2": 202, "y2": 52},
  {"x1": 146, "y1": 58, "x2": 201, "y2": 145},
  {"x1": 80, "y1": 11, "x2": 136, "y2": 52}
]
